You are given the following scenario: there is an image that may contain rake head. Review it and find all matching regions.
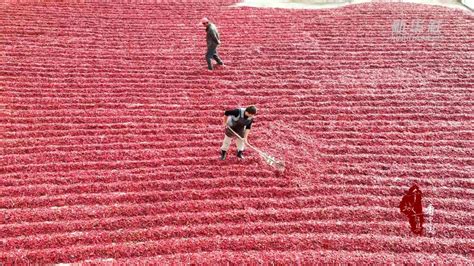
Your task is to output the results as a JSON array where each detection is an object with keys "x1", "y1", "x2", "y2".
[{"x1": 260, "y1": 152, "x2": 285, "y2": 171}]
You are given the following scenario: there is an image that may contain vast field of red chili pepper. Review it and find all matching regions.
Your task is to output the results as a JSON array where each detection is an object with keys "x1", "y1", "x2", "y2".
[{"x1": 1, "y1": 0, "x2": 473, "y2": 264}]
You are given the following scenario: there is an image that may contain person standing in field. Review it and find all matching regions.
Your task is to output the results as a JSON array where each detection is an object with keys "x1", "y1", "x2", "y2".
[
  {"x1": 220, "y1": 106, "x2": 257, "y2": 160},
  {"x1": 201, "y1": 17, "x2": 224, "y2": 70},
  {"x1": 399, "y1": 184, "x2": 424, "y2": 235}
]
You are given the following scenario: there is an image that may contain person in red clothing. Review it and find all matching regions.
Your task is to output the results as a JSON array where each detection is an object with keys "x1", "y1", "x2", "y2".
[
  {"x1": 399, "y1": 184, "x2": 424, "y2": 235},
  {"x1": 220, "y1": 106, "x2": 257, "y2": 160}
]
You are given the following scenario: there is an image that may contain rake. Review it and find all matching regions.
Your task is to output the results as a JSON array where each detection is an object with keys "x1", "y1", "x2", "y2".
[{"x1": 227, "y1": 127, "x2": 285, "y2": 171}]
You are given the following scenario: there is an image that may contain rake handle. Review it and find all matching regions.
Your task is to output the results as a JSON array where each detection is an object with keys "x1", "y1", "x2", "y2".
[
  {"x1": 226, "y1": 126, "x2": 265, "y2": 155},
  {"x1": 227, "y1": 126, "x2": 284, "y2": 170}
]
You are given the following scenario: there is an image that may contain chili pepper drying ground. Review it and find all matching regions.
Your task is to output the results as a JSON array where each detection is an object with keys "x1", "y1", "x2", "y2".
[{"x1": 0, "y1": 1, "x2": 473, "y2": 264}]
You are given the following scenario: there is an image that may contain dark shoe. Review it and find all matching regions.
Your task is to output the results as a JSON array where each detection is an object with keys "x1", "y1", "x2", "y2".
[
  {"x1": 207, "y1": 62, "x2": 213, "y2": 70},
  {"x1": 237, "y1": 150, "x2": 244, "y2": 159},
  {"x1": 220, "y1": 150, "x2": 227, "y2": 160}
]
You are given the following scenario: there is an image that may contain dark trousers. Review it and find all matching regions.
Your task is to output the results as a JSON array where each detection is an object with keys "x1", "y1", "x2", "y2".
[{"x1": 206, "y1": 46, "x2": 223, "y2": 70}]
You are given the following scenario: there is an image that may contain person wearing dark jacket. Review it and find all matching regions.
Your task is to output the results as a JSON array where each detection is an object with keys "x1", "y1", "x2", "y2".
[
  {"x1": 220, "y1": 106, "x2": 257, "y2": 160},
  {"x1": 201, "y1": 17, "x2": 224, "y2": 70}
]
